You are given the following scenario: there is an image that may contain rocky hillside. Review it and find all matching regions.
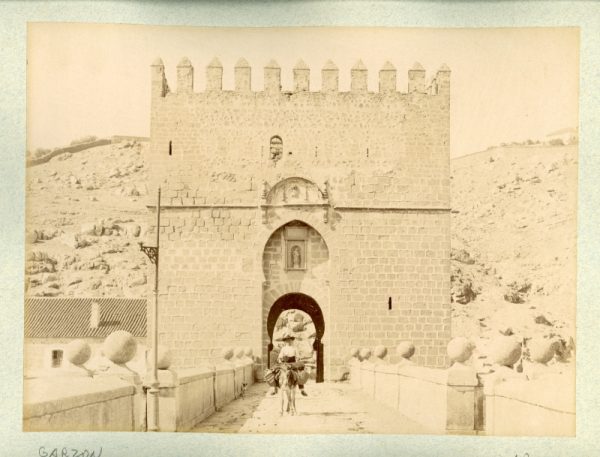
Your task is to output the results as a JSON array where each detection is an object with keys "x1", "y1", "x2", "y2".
[
  {"x1": 24, "y1": 139, "x2": 578, "y2": 364},
  {"x1": 450, "y1": 144, "x2": 577, "y2": 364},
  {"x1": 25, "y1": 140, "x2": 151, "y2": 298}
]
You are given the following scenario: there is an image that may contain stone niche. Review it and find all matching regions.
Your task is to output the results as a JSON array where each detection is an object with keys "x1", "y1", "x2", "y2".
[
  {"x1": 284, "y1": 225, "x2": 308, "y2": 271},
  {"x1": 262, "y1": 220, "x2": 329, "y2": 284}
]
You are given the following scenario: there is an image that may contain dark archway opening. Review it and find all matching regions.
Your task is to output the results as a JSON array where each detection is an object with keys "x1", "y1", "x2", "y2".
[{"x1": 267, "y1": 293, "x2": 325, "y2": 383}]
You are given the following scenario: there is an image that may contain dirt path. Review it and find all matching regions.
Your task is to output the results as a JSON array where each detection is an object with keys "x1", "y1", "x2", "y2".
[{"x1": 191, "y1": 381, "x2": 430, "y2": 434}]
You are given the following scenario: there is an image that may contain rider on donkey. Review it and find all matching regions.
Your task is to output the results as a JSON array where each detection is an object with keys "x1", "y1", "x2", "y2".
[{"x1": 271, "y1": 330, "x2": 308, "y2": 397}]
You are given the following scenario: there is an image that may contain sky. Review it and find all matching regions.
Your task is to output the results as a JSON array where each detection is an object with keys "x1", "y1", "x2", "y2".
[{"x1": 27, "y1": 24, "x2": 579, "y2": 157}]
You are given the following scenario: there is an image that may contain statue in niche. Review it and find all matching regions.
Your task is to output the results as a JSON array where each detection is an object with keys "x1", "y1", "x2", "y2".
[
  {"x1": 289, "y1": 185, "x2": 300, "y2": 200},
  {"x1": 287, "y1": 242, "x2": 305, "y2": 270},
  {"x1": 266, "y1": 177, "x2": 325, "y2": 206},
  {"x1": 291, "y1": 245, "x2": 302, "y2": 268}
]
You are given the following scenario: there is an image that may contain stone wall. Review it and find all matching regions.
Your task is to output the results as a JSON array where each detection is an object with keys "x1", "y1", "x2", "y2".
[
  {"x1": 149, "y1": 60, "x2": 450, "y2": 210},
  {"x1": 23, "y1": 362, "x2": 254, "y2": 432},
  {"x1": 148, "y1": 59, "x2": 451, "y2": 378},
  {"x1": 23, "y1": 333, "x2": 255, "y2": 432},
  {"x1": 153, "y1": 207, "x2": 260, "y2": 368},
  {"x1": 349, "y1": 337, "x2": 575, "y2": 436},
  {"x1": 350, "y1": 350, "x2": 464, "y2": 434},
  {"x1": 26, "y1": 139, "x2": 111, "y2": 167},
  {"x1": 330, "y1": 210, "x2": 450, "y2": 370},
  {"x1": 23, "y1": 377, "x2": 137, "y2": 432},
  {"x1": 483, "y1": 374, "x2": 575, "y2": 436},
  {"x1": 175, "y1": 369, "x2": 216, "y2": 431}
]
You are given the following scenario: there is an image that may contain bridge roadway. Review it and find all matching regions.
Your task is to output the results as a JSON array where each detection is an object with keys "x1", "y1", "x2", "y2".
[{"x1": 191, "y1": 381, "x2": 430, "y2": 434}]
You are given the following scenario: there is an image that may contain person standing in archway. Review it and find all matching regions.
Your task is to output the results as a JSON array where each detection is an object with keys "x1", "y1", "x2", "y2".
[{"x1": 270, "y1": 331, "x2": 308, "y2": 397}]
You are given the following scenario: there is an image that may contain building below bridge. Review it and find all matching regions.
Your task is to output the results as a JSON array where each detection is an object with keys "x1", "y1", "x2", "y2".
[{"x1": 24, "y1": 297, "x2": 147, "y2": 377}]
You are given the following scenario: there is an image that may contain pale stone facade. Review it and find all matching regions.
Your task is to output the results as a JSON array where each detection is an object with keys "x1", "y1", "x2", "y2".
[{"x1": 147, "y1": 57, "x2": 451, "y2": 380}]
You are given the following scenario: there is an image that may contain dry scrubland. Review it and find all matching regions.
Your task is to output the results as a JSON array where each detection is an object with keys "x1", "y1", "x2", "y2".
[
  {"x1": 450, "y1": 144, "x2": 577, "y2": 371},
  {"x1": 24, "y1": 141, "x2": 577, "y2": 369},
  {"x1": 25, "y1": 141, "x2": 150, "y2": 298}
]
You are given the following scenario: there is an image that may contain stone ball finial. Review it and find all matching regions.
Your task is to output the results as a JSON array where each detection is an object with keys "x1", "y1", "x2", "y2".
[
  {"x1": 529, "y1": 338, "x2": 557, "y2": 364},
  {"x1": 397, "y1": 341, "x2": 416, "y2": 360},
  {"x1": 65, "y1": 339, "x2": 92, "y2": 366},
  {"x1": 221, "y1": 347, "x2": 234, "y2": 360},
  {"x1": 359, "y1": 348, "x2": 371, "y2": 361},
  {"x1": 235, "y1": 347, "x2": 245, "y2": 359},
  {"x1": 157, "y1": 347, "x2": 172, "y2": 370},
  {"x1": 447, "y1": 337, "x2": 474, "y2": 363},
  {"x1": 350, "y1": 347, "x2": 360, "y2": 358},
  {"x1": 490, "y1": 336, "x2": 522, "y2": 367},
  {"x1": 374, "y1": 345, "x2": 387, "y2": 359},
  {"x1": 244, "y1": 347, "x2": 253, "y2": 358},
  {"x1": 103, "y1": 330, "x2": 137, "y2": 364}
]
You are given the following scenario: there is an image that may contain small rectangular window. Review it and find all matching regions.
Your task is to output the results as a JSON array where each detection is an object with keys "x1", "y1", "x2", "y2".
[{"x1": 51, "y1": 349, "x2": 63, "y2": 368}]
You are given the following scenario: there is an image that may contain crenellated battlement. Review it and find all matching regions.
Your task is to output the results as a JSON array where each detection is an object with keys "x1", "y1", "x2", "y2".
[
  {"x1": 151, "y1": 58, "x2": 450, "y2": 98},
  {"x1": 147, "y1": 54, "x2": 452, "y2": 378},
  {"x1": 148, "y1": 55, "x2": 451, "y2": 211}
]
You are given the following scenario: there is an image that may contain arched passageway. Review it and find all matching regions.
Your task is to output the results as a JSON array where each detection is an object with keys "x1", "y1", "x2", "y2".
[{"x1": 266, "y1": 293, "x2": 325, "y2": 383}]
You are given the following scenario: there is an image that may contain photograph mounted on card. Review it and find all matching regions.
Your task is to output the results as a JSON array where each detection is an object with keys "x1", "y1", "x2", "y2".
[{"x1": 23, "y1": 23, "x2": 577, "y2": 436}]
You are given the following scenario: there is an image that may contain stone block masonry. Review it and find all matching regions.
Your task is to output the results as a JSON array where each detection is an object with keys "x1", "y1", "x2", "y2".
[
  {"x1": 330, "y1": 210, "x2": 450, "y2": 369},
  {"x1": 147, "y1": 57, "x2": 451, "y2": 379}
]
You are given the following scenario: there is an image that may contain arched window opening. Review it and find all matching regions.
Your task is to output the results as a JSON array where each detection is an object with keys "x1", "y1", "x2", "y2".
[{"x1": 270, "y1": 135, "x2": 283, "y2": 163}]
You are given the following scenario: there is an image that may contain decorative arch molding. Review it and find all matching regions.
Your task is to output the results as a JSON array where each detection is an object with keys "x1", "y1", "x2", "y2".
[
  {"x1": 260, "y1": 221, "x2": 331, "y2": 383},
  {"x1": 253, "y1": 213, "x2": 335, "y2": 293},
  {"x1": 262, "y1": 279, "x2": 329, "y2": 312},
  {"x1": 261, "y1": 176, "x2": 329, "y2": 206},
  {"x1": 266, "y1": 292, "x2": 325, "y2": 342},
  {"x1": 256, "y1": 214, "x2": 334, "y2": 258}
]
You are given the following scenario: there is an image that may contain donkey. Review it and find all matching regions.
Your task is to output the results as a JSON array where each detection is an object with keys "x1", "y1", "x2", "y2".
[{"x1": 279, "y1": 363, "x2": 297, "y2": 416}]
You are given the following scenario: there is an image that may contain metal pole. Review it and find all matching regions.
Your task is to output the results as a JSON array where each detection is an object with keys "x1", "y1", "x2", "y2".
[{"x1": 147, "y1": 187, "x2": 161, "y2": 431}]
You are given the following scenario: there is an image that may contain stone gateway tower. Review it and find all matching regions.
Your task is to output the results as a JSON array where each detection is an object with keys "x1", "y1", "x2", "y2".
[{"x1": 147, "y1": 57, "x2": 451, "y2": 381}]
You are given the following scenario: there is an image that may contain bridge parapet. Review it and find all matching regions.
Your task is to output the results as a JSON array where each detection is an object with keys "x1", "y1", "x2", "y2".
[
  {"x1": 23, "y1": 333, "x2": 254, "y2": 432},
  {"x1": 347, "y1": 336, "x2": 574, "y2": 436}
]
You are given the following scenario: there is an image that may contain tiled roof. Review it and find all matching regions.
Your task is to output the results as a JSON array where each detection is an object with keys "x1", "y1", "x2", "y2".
[{"x1": 24, "y1": 297, "x2": 147, "y2": 338}]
